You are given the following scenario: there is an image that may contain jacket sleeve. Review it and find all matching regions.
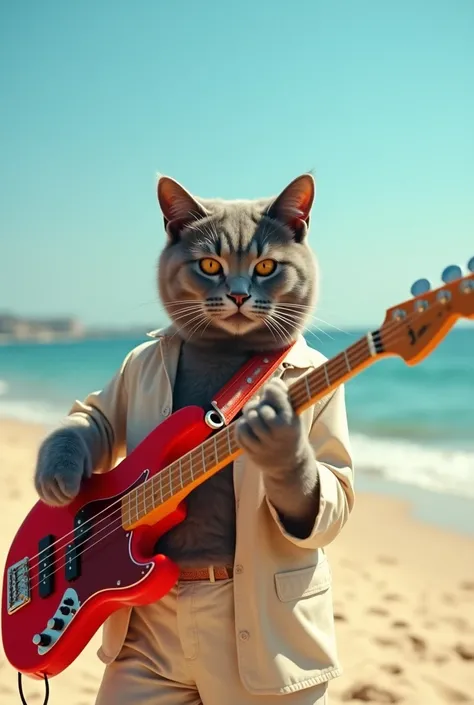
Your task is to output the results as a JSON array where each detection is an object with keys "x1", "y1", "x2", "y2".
[
  {"x1": 64, "y1": 350, "x2": 133, "y2": 474},
  {"x1": 265, "y1": 383, "x2": 355, "y2": 549}
]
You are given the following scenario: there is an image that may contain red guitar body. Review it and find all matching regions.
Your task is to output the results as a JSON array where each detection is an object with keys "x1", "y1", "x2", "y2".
[{"x1": 1, "y1": 406, "x2": 211, "y2": 679}]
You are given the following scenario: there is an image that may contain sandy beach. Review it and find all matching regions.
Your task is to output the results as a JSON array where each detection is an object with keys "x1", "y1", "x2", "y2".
[{"x1": 1, "y1": 419, "x2": 473, "y2": 705}]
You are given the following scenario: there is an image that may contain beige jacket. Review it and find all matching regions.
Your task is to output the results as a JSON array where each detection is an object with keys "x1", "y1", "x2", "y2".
[{"x1": 69, "y1": 326, "x2": 355, "y2": 695}]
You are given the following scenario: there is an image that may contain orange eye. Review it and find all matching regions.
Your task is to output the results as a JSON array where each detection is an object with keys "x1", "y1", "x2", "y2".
[
  {"x1": 199, "y1": 258, "x2": 222, "y2": 275},
  {"x1": 254, "y1": 259, "x2": 277, "y2": 277}
]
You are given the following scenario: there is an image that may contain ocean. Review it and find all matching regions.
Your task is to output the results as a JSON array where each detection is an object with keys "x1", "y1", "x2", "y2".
[{"x1": 1, "y1": 327, "x2": 473, "y2": 508}]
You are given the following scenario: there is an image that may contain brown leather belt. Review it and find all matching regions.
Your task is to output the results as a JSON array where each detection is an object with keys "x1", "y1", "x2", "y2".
[{"x1": 179, "y1": 565, "x2": 234, "y2": 582}]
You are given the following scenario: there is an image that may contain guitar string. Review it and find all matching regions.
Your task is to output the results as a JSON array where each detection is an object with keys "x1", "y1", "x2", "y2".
[
  {"x1": 24, "y1": 301, "x2": 450, "y2": 592},
  {"x1": 25, "y1": 333, "x2": 374, "y2": 576},
  {"x1": 25, "y1": 337, "x2": 366, "y2": 573},
  {"x1": 27, "y1": 341, "x2": 372, "y2": 591},
  {"x1": 24, "y1": 298, "x2": 448, "y2": 576}
]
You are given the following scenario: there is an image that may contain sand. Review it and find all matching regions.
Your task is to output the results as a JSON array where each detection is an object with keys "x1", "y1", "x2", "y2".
[{"x1": 0, "y1": 419, "x2": 473, "y2": 704}]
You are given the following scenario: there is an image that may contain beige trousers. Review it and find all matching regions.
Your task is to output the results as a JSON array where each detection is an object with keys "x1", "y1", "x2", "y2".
[{"x1": 95, "y1": 579, "x2": 328, "y2": 705}]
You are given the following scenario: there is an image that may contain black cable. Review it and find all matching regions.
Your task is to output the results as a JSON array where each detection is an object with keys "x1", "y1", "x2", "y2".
[{"x1": 18, "y1": 673, "x2": 50, "y2": 705}]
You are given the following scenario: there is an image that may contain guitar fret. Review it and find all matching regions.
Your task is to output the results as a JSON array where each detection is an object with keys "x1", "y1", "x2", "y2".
[
  {"x1": 304, "y1": 374, "x2": 311, "y2": 402},
  {"x1": 344, "y1": 349, "x2": 351, "y2": 371},
  {"x1": 120, "y1": 332, "x2": 384, "y2": 530},
  {"x1": 323, "y1": 364, "x2": 330, "y2": 388}
]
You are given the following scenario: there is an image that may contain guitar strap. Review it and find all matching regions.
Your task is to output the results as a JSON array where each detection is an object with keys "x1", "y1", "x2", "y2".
[{"x1": 204, "y1": 341, "x2": 296, "y2": 428}]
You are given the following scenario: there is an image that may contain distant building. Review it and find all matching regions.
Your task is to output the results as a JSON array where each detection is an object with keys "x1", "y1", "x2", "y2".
[{"x1": 0, "y1": 313, "x2": 85, "y2": 343}]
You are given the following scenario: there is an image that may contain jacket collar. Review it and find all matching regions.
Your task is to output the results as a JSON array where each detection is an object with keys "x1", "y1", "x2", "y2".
[{"x1": 147, "y1": 325, "x2": 315, "y2": 370}]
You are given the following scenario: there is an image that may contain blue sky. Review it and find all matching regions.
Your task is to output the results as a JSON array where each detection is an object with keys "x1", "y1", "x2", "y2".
[{"x1": 1, "y1": 0, "x2": 473, "y2": 330}]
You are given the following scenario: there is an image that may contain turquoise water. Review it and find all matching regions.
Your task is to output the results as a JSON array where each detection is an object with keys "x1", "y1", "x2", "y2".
[{"x1": 0, "y1": 327, "x2": 473, "y2": 500}]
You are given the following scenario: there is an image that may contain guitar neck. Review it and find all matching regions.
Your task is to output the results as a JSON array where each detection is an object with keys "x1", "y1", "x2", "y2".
[{"x1": 121, "y1": 332, "x2": 379, "y2": 529}]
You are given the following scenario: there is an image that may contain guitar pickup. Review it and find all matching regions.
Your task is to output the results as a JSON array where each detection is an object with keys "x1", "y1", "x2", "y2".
[{"x1": 65, "y1": 506, "x2": 92, "y2": 582}]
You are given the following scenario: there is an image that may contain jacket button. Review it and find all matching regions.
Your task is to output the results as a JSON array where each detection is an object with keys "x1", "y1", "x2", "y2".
[
  {"x1": 239, "y1": 630, "x2": 250, "y2": 641},
  {"x1": 235, "y1": 564, "x2": 243, "y2": 574},
  {"x1": 162, "y1": 407, "x2": 170, "y2": 417}
]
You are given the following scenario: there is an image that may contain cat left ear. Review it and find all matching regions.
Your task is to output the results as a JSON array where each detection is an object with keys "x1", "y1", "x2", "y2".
[
  {"x1": 266, "y1": 174, "x2": 315, "y2": 242},
  {"x1": 157, "y1": 176, "x2": 207, "y2": 242}
]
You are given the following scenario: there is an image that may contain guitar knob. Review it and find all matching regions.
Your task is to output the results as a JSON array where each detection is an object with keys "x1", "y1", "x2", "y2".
[
  {"x1": 47, "y1": 617, "x2": 65, "y2": 630},
  {"x1": 59, "y1": 605, "x2": 71, "y2": 616},
  {"x1": 63, "y1": 598, "x2": 74, "y2": 606},
  {"x1": 441, "y1": 265, "x2": 462, "y2": 283},
  {"x1": 410, "y1": 278, "x2": 431, "y2": 297},
  {"x1": 32, "y1": 632, "x2": 51, "y2": 647},
  {"x1": 467, "y1": 256, "x2": 474, "y2": 273}
]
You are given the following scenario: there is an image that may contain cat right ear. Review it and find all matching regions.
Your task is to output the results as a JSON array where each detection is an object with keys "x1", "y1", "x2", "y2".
[
  {"x1": 266, "y1": 174, "x2": 315, "y2": 242},
  {"x1": 157, "y1": 176, "x2": 207, "y2": 242}
]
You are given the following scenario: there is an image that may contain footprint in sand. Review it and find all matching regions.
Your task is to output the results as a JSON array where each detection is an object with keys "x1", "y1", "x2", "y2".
[
  {"x1": 459, "y1": 581, "x2": 474, "y2": 592},
  {"x1": 383, "y1": 593, "x2": 402, "y2": 602},
  {"x1": 442, "y1": 592, "x2": 456, "y2": 605},
  {"x1": 442, "y1": 615, "x2": 470, "y2": 632},
  {"x1": 81, "y1": 685, "x2": 99, "y2": 696},
  {"x1": 376, "y1": 555, "x2": 398, "y2": 566},
  {"x1": 407, "y1": 633, "x2": 427, "y2": 657},
  {"x1": 367, "y1": 606, "x2": 389, "y2": 617},
  {"x1": 454, "y1": 642, "x2": 474, "y2": 661},
  {"x1": 391, "y1": 619, "x2": 409, "y2": 629},
  {"x1": 0, "y1": 684, "x2": 15, "y2": 695},
  {"x1": 380, "y1": 663, "x2": 404, "y2": 676},
  {"x1": 334, "y1": 612, "x2": 347, "y2": 622},
  {"x1": 373, "y1": 636, "x2": 400, "y2": 649},
  {"x1": 341, "y1": 683, "x2": 401, "y2": 703},
  {"x1": 433, "y1": 653, "x2": 450, "y2": 665}
]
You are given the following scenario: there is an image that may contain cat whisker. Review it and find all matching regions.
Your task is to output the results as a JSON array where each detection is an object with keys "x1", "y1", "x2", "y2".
[
  {"x1": 262, "y1": 318, "x2": 278, "y2": 343},
  {"x1": 266, "y1": 315, "x2": 292, "y2": 345},
  {"x1": 165, "y1": 308, "x2": 206, "y2": 322},
  {"x1": 274, "y1": 304, "x2": 353, "y2": 336},
  {"x1": 187, "y1": 314, "x2": 211, "y2": 341},
  {"x1": 269, "y1": 311, "x2": 326, "y2": 343}
]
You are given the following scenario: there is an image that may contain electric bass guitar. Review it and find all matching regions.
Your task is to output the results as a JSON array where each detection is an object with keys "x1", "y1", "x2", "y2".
[{"x1": 2, "y1": 259, "x2": 474, "y2": 681}]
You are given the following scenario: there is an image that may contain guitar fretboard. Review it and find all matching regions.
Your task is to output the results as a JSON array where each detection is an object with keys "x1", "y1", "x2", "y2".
[{"x1": 121, "y1": 334, "x2": 374, "y2": 528}]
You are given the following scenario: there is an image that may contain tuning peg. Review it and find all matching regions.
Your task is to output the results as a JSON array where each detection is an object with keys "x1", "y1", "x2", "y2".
[
  {"x1": 468, "y1": 256, "x2": 474, "y2": 273},
  {"x1": 410, "y1": 278, "x2": 431, "y2": 297},
  {"x1": 441, "y1": 265, "x2": 462, "y2": 283}
]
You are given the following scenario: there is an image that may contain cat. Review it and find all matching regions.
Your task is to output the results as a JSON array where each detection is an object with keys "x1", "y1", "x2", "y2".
[{"x1": 34, "y1": 173, "x2": 320, "y2": 567}]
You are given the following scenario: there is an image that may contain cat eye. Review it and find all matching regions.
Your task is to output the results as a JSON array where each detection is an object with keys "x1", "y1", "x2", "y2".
[
  {"x1": 254, "y1": 259, "x2": 277, "y2": 277},
  {"x1": 199, "y1": 258, "x2": 223, "y2": 275}
]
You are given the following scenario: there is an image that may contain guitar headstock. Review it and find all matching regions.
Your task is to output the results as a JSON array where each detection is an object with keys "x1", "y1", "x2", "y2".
[{"x1": 379, "y1": 257, "x2": 474, "y2": 365}]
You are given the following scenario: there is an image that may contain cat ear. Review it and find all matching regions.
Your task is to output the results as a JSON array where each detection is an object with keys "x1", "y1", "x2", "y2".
[
  {"x1": 157, "y1": 176, "x2": 207, "y2": 242},
  {"x1": 267, "y1": 174, "x2": 315, "y2": 242}
]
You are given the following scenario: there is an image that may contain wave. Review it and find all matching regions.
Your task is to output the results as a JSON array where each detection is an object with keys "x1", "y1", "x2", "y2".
[
  {"x1": 352, "y1": 433, "x2": 474, "y2": 500},
  {"x1": 0, "y1": 398, "x2": 64, "y2": 428},
  {"x1": 0, "y1": 379, "x2": 8, "y2": 396}
]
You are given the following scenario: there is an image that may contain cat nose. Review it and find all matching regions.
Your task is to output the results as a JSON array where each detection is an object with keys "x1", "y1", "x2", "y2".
[{"x1": 227, "y1": 292, "x2": 250, "y2": 306}]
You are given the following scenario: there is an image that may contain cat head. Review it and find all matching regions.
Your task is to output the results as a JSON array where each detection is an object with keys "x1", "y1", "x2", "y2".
[{"x1": 156, "y1": 174, "x2": 318, "y2": 351}]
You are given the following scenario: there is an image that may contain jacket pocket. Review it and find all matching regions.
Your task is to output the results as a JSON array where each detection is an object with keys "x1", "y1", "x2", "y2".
[{"x1": 274, "y1": 560, "x2": 332, "y2": 602}]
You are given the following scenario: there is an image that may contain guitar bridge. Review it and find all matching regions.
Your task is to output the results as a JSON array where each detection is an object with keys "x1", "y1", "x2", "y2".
[{"x1": 7, "y1": 557, "x2": 30, "y2": 614}]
